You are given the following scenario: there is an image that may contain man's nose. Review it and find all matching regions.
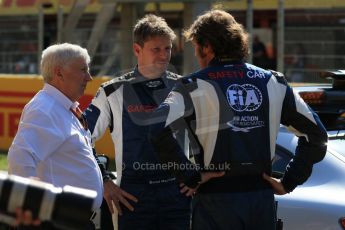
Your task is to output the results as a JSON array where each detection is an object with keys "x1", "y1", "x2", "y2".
[
  {"x1": 86, "y1": 72, "x2": 93, "y2": 81},
  {"x1": 160, "y1": 52, "x2": 169, "y2": 60}
]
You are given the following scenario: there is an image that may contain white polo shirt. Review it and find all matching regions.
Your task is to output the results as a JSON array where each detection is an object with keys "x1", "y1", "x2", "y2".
[{"x1": 8, "y1": 83, "x2": 103, "y2": 209}]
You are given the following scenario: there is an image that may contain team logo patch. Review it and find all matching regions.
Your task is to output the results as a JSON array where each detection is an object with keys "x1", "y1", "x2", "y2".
[
  {"x1": 146, "y1": 80, "x2": 162, "y2": 88},
  {"x1": 226, "y1": 84, "x2": 262, "y2": 112},
  {"x1": 227, "y1": 116, "x2": 265, "y2": 132}
]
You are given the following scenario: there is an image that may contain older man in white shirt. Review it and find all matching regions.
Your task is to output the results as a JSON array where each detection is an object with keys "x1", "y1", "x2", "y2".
[{"x1": 7, "y1": 43, "x2": 103, "y2": 230}]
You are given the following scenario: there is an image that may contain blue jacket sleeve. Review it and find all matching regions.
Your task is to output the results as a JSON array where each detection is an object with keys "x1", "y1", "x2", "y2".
[
  {"x1": 149, "y1": 80, "x2": 202, "y2": 188},
  {"x1": 280, "y1": 83, "x2": 328, "y2": 192}
]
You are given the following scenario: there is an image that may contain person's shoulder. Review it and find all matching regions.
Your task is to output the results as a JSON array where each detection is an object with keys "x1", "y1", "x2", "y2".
[
  {"x1": 101, "y1": 71, "x2": 135, "y2": 87},
  {"x1": 25, "y1": 90, "x2": 54, "y2": 111},
  {"x1": 22, "y1": 92, "x2": 61, "y2": 123},
  {"x1": 100, "y1": 71, "x2": 135, "y2": 96},
  {"x1": 268, "y1": 69, "x2": 288, "y2": 85},
  {"x1": 269, "y1": 69, "x2": 284, "y2": 77},
  {"x1": 180, "y1": 68, "x2": 206, "y2": 83},
  {"x1": 176, "y1": 74, "x2": 198, "y2": 93},
  {"x1": 165, "y1": 71, "x2": 182, "y2": 81}
]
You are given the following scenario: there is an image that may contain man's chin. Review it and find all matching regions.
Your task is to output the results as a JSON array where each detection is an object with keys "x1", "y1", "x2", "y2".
[
  {"x1": 155, "y1": 64, "x2": 168, "y2": 71},
  {"x1": 79, "y1": 88, "x2": 86, "y2": 98}
]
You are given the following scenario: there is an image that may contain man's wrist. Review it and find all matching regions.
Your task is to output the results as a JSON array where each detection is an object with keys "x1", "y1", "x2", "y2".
[
  {"x1": 184, "y1": 172, "x2": 202, "y2": 189},
  {"x1": 102, "y1": 174, "x2": 112, "y2": 182}
]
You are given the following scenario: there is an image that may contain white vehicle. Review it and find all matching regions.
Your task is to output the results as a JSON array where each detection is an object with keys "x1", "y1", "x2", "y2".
[{"x1": 274, "y1": 70, "x2": 345, "y2": 230}]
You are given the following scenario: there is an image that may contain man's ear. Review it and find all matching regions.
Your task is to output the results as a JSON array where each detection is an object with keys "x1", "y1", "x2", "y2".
[
  {"x1": 203, "y1": 42, "x2": 214, "y2": 55},
  {"x1": 54, "y1": 66, "x2": 63, "y2": 80},
  {"x1": 133, "y1": 43, "x2": 141, "y2": 57}
]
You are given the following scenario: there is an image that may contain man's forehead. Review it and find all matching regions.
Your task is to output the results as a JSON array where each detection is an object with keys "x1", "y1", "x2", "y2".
[
  {"x1": 62, "y1": 57, "x2": 88, "y2": 69},
  {"x1": 143, "y1": 35, "x2": 172, "y2": 45},
  {"x1": 70, "y1": 57, "x2": 88, "y2": 64}
]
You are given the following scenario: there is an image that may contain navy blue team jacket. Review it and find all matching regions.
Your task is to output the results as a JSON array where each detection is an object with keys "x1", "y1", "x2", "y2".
[
  {"x1": 85, "y1": 67, "x2": 184, "y2": 185},
  {"x1": 150, "y1": 58, "x2": 328, "y2": 194}
]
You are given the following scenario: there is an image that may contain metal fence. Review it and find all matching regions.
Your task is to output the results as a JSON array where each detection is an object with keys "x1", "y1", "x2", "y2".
[
  {"x1": 0, "y1": 16, "x2": 38, "y2": 74},
  {"x1": 1, "y1": 8, "x2": 344, "y2": 84}
]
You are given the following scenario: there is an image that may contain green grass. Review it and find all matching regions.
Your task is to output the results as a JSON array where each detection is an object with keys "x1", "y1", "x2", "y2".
[{"x1": 0, "y1": 152, "x2": 8, "y2": 171}]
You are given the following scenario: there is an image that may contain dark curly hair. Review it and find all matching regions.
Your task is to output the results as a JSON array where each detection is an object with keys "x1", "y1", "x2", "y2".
[{"x1": 183, "y1": 10, "x2": 249, "y2": 61}]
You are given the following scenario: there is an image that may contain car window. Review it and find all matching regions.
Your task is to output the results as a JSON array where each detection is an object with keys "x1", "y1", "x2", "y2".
[{"x1": 272, "y1": 146, "x2": 292, "y2": 178}]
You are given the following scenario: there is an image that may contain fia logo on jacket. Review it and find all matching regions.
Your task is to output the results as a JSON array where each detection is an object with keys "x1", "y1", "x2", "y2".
[{"x1": 226, "y1": 84, "x2": 262, "y2": 112}]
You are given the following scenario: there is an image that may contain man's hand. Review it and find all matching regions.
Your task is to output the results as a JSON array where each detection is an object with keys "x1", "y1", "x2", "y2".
[
  {"x1": 180, "y1": 171, "x2": 225, "y2": 197},
  {"x1": 262, "y1": 173, "x2": 287, "y2": 195},
  {"x1": 13, "y1": 208, "x2": 41, "y2": 226},
  {"x1": 103, "y1": 180, "x2": 138, "y2": 215},
  {"x1": 201, "y1": 171, "x2": 226, "y2": 184},
  {"x1": 179, "y1": 183, "x2": 197, "y2": 197}
]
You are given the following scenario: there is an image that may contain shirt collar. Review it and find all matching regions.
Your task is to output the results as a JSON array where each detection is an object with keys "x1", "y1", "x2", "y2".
[
  {"x1": 208, "y1": 57, "x2": 244, "y2": 67},
  {"x1": 43, "y1": 83, "x2": 78, "y2": 111},
  {"x1": 133, "y1": 65, "x2": 167, "y2": 81}
]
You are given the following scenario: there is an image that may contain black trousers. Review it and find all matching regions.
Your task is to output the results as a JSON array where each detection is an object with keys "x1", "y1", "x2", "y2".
[
  {"x1": 191, "y1": 189, "x2": 276, "y2": 230},
  {"x1": 100, "y1": 199, "x2": 113, "y2": 230}
]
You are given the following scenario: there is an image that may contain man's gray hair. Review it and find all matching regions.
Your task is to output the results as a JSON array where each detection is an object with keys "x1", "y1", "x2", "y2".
[{"x1": 41, "y1": 43, "x2": 90, "y2": 82}]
